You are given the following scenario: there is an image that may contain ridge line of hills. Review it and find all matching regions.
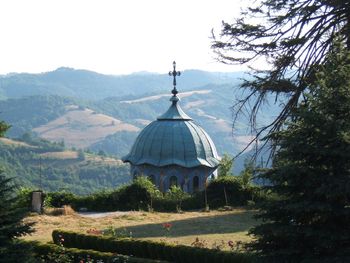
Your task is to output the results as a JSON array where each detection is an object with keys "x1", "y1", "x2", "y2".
[{"x1": 0, "y1": 67, "x2": 276, "y2": 193}]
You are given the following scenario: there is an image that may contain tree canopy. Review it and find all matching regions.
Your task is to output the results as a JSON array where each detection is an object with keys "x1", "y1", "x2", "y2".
[
  {"x1": 248, "y1": 44, "x2": 350, "y2": 261},
  {"x1": 0, "y1": 121, "x2": 9, "y2": 137},
  {"x1": 218, "y1": 153, "x2": 234, "y2": 177},
  {"x1": 212, "y1": 0, "x2": 350, "y2": 154}
]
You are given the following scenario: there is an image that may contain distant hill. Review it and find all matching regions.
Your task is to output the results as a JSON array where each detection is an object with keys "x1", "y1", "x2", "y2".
[
  {"x1": 0, "y1": 67, "x2": 245, "y2": 100},
  {"x1": 0, "y1": 67, "x2": 278, "y2": 179},
  {"x1": 33, "y1": 105, "x2": 139, "y2": 148},
  {"x1": 0, "y1": 137, "x2": 129, "y2": 194}
]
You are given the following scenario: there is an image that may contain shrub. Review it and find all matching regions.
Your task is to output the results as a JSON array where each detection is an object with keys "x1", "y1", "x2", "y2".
[
  {"x1": 46, "y1": 191, "x2": 76, "y2": 207},
  {"x1": 117, "y1": 177, "x2": 160, "y2": 211},
  {"x1": 206, "y1": 176, "x2": 253, "y2": 207},
  {"x1": 16, "y1": 187, "x2": 33, "y2": 210},
  {"x1": 165, "y1": 186, "x2": 189, "y2": 212},
  {"x1": 30, "y1": 241, "x2": 163, "y2": 263},
  {"x1": 44, "y1": 175, "x2": 260, "y2": 213}
]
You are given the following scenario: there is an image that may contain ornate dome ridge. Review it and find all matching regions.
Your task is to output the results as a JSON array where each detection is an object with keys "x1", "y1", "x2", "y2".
[{"x1": 122, "y1": 61, "x2": 219, "y2": 169}]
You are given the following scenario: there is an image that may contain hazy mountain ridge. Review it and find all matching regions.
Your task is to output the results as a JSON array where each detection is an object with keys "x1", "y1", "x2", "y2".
[
  {"x1": 0, "y1": 67, "x2": 245, "y2": 100},
  {"x1": 0, "y1": 67, "x2": 277, "y2": 189}
]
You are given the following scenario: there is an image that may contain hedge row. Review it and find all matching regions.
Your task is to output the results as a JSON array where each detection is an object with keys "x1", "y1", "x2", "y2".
[
  {"x1": 53, "y1": 230, "x2": 254, "y2": 263},
  {"x1": 32, "y1": 241, "x2": 166, "y2": 263},
  {"x1": 45, "y1": 176, "x2": 261, "y2": 212}
]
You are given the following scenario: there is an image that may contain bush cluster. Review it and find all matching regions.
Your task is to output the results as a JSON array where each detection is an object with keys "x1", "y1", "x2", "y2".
[
  {"x1": 206, "y1": 176, "x2": 256, "y2": 207},
  {"x1": 40, "y1": 176, "x2": 260, "y2": 212},
  {"x1": 52, "y1": 230, "x2": 253, "y2": 263}
]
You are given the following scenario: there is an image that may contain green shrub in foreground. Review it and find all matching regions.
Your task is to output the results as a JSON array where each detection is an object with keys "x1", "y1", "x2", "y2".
[
  {"x1": 31, "y1": 241, "x2": 166, "y2": 263},
  {"x1": 52, "y1": 230, "x2": 254, "y2": 263}
]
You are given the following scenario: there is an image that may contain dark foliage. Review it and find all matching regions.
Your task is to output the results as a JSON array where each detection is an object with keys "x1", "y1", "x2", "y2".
[
  {"x1": 45, "y1": 176, "x2": 261, "y2": 212},
  {"x1": 248, "y1": 45, "x2": 350, "y2": 261},
  {"x1": 212, "y1": 0, "x2": 350, "y2": 155},
  {"x1": 0, "y1": 121, "x2": 35, "y2": 262},
  {"x1": 30, "y1": 240, "x2": 163, "y2": 263},
  {"x1": 207, "y1": 176, "x2": 254, "y2": 207},
  {"x1": 0, "y1": 175, "x2": 35, "y2": 262}
]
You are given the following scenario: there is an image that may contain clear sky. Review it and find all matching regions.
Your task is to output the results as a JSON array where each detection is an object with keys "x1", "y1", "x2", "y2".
[{"x1": 0, "y1": 0, "x2": 247, "y2": 75}]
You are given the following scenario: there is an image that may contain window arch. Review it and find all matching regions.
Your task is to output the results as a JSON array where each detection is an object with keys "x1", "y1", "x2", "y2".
[
  {"x1": 193, "y1": 176, "x2": 199, "y2": 192},
  {"x1": 169, "y1": 176, "x2": 178, "y2": 188}
]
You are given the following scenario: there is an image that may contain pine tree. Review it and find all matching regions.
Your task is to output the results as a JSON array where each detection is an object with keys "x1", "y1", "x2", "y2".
[
  {"x1": 248, "y1": 45, "x2": 350, "y2": 261},
  {"x1": 212, "y1": 0, "x2": 350, "y2": 151},
  {"x1": 0, "y1": 123, "x2": 34, "y2": 262}
]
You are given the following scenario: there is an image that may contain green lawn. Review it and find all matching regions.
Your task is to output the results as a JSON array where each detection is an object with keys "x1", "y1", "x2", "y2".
[{"x1": 23, "y1": 208, "x2": 258, "y2": 250}]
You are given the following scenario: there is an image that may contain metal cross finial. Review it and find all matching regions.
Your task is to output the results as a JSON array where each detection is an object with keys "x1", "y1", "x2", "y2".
[{"x1": 169, "y1": 61, "x2": 181, "y2": 96}]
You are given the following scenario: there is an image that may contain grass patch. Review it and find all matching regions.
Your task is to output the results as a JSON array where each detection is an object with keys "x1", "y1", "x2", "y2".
[{"x1": 23, "y1": 208, "x2": 258, "y2": 249}]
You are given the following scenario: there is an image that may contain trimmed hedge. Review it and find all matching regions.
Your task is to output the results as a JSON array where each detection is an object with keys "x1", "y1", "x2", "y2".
[
  {"x1": 31, "y1": 241, "x2": 166, "y2": 263},
  {"x1": 53, "y1": 230, "x2": 254, "y2": 263}
]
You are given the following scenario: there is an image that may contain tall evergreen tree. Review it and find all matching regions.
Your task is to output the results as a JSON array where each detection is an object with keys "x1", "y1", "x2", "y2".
[
  {"x1": 0, "y1": 122, "x2": 34, "y2": 262},
  {"x1": 248, "y1": 45, "x2": 350, "y2": 261},
  {"x1": 212, "y1": 0, "x2": 350, "y2": 151}
]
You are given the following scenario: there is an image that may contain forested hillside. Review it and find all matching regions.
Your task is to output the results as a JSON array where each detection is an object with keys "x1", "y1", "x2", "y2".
[
  {"x1": 0, "y1": 137, "x2": 129, "y2": 194},
  {"x1": 0, "y1": 68, "x2": 276, "y2": 191}
]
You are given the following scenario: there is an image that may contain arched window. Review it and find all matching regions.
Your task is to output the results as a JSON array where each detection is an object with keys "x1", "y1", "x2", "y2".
[
  {"x1": 193, "y1": 176, "x2": 199, "y2": 192},
  {"x1": 169, "y1": 176, "x2": 178, "y2": 188},
  {"x1": 148, "y1": 174, "x2": 155, "y2": 184}
]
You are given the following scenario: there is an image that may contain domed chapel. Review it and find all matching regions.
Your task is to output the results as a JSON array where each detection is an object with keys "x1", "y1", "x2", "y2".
[{"x1": 122, "y1": 62, "x2": 220, "y2": 193}]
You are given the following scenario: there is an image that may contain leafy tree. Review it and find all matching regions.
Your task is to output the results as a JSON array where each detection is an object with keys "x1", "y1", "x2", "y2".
[
  {"x1": 207, "y1": 176, "x2": 250, "y2": 207},
  {"x1": 0, "y1": 121, "x2": 10, "y2": 137},
  {"x1": 119, "y1": 176, "x2": 160, "y2": 210},
  {"x1": 166, "y1": 186, "x2": 189, "y2": 212},
  {"x1": 218, "y1": 153, "x2": 233, "y2": 177},
  {"x1": 239, "y1": 159, "x2": 254, "y2": 189},
  {"x1": 212, "y1": 0, "x2": 350, "y2": 152},
  {"x1": 217, "y1": 154, "x2": 235, "y2": 205},
  {"x1": 248, "y1": 45, "x2": 350, "y2": 261},
  {"x1": 134, "y1": 176, "x2": 160, "y2": 211}
]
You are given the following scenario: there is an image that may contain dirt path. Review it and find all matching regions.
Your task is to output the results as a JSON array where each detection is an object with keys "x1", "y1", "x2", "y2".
[{"x1": 78, "y1": 211, "x2": 131, "y2": 218}]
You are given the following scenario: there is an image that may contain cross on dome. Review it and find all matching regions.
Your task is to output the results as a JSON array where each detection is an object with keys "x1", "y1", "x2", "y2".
[{"x1": 169, "y1": 61, "x2": 181, "y2": 96}]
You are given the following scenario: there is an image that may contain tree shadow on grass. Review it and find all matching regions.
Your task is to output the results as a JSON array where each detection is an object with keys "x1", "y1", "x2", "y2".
[{"x1": 115, "y1": 210, "x2": 257, "y2": 238}]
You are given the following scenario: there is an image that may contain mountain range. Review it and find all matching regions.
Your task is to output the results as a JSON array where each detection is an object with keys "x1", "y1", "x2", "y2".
[{"x1": 0, "y1": 67, "x2": 278, "y2": 191}]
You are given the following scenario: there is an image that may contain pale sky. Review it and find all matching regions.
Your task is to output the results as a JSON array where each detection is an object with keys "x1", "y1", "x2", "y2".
[{"x1": 0, "y1": 0, "x2": 247, "y2": 75}]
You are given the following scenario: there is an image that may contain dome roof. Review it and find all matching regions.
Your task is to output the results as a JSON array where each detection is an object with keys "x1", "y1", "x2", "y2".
[{"x1": 122, "y1": 95, "x2": 220, "y2": 168}]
